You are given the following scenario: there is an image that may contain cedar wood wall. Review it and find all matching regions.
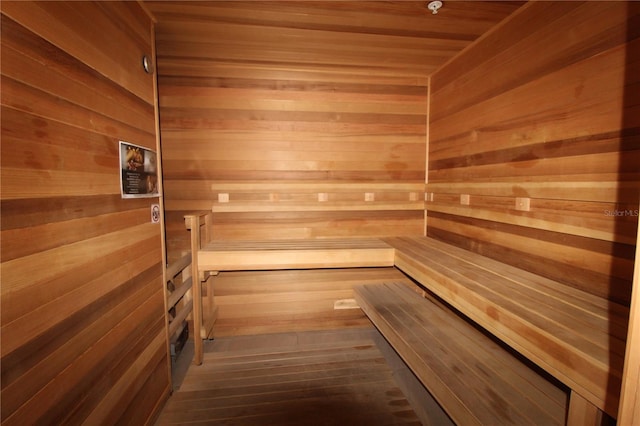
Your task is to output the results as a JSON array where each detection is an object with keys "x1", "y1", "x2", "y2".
[
  {"x1": 0, "y1": 0, "x2": 639, "y2": 423},
  {"x1": 154, "y1": 1, "x2": 638, "y2": 335},
  {"x1": 150, "y1": 0, "x2": 521, "y2": 337},
  {"x1": 151, "y1": 1, "x2": 523, "y2": 259},
  {"x1": 428, "y1": 1, "x2": 640, "y2": 306},
  {"x1": 0, "y1": 2, "x2": 170, "y2": 424},
  {"x1": 155, "y1": 4, "x2": 429, "y2": 254}
]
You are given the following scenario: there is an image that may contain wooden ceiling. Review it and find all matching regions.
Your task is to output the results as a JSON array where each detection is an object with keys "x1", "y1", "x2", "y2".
[{"x1": 145, "y1": 1, "x2": 524, "y2": 78}]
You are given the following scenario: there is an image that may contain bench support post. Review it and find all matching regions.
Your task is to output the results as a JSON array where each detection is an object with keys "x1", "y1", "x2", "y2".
[
  {"x1": 186, "y1": 214, "x2": 204, "y2": 365},
  {"x1": 567, "y1": 391, "x2": 605, "y2": 426},
  {"x1": 184, "y1": 212, "x2": 215, "y2": 366}
]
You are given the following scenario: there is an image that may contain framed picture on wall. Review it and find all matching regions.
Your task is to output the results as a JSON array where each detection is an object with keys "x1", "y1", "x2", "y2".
[{"x1": 119, "y1": 141, "x2": 159, "y2": 198}]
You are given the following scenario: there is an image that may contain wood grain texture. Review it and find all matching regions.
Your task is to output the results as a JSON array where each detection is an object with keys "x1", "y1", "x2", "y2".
[
  {"x1": 0, "y1": 3, "x2": 169, "y2": 424},
  {"x1": 146, "y1": 1, "x2": 522, "y2": 261},
  {"x1": 385, "y1": 236, "x2": 628, "y2": 419},
  {"x1": 156, "y1": 328, "x2": 421, "y2": 425},
  {"x1": 568, "y1": 391, "x2": 605, "y2": 426},
  {"x1": 355, "y1": 281, "x2": 568, "y2": 426},
  {"x1": 198, "y1": 238, "x2": 395, "y2": 271},
  {"x1": 166, "y1": 252, "x2": 193, "y2": 353},
  {"x1": 428, "y1": 1, "x2": 640, "y2": 306},
  {"x1": 618, "y1": 209, "x2": 640, "y2": 424},
  {"x1": 211, "y1": 267, "x2": 413, "y2": 338}
]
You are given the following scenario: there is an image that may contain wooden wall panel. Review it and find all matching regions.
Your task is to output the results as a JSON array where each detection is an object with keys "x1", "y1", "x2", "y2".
[
  {"x1": 618, "y1": 207, "x2": 640, "y2": 423},
  {"x1": 428, "y1": 1, "x2": 640, "y2": 305},
  {"x1": 148, "y1": 1, "x2": 522, "y2": 261},
  {"x1": 158, "y1": 64, "x2": 428, "y2": 258},
  {"x1": 0, "y1": 2, "x2": 169, "y2": 424},
  {"x1": 211, "y1": 267, "x2": 414, "y2": 337}
]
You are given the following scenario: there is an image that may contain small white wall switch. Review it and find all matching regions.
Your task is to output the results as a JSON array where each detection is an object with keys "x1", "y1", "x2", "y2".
[
  {"x1": 515, "y1": 197, "x2": 531, "y2": 211},
  {"x1": 460, "y1": 194, "x2": 470, "y2": 205},
  {"x1": 318, "y1": 192, "x2": 328, "y2": 202},
  {"x1": 364, "y1": 192, "x2": 375, "y2": 202},
  {"x1": 218, "y1": 193, "x2": 229, "y2": 203}
]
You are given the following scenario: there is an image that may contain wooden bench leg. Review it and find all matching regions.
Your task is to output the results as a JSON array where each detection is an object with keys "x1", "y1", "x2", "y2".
[
  {"x1": 186, "y1": 214, "x2": 204, "y2": 366},
  {"x1": 567, "y1": 391, "x2": 604, "y2": 426},
  {"x1": 201, "y1": 272, "x2": 219, "y2": 339},
  {"x1": 191, "y1": 276, "x2": 203, "y2": 366},
  {"x1": 192, "y1": 273, "x2": 218, "y2": 364},
  {"x1": 184, "y1": 212, "x2": 215, "y2": 366}
]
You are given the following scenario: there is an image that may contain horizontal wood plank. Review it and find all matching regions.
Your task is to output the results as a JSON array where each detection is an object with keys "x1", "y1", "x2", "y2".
[
  {"x1": 198, "y1": 239, "x2": 395, "y2": 271},
  {"x1": 156, "y1": 328, "x2": 421, "y2": 425},
  {"x1": 385, "y1": 236, "x2": 627, "y2": 418},
  {"x1": 427, "y1": 7, "x2": 637, "y2": 398},
  {"x1": 147, "y1": 0, "x2": 518, "y2": 258},
  {"x1": 212, "y1": 267, "x2": 410, "y2": 337},
  {"x1": 355, "y1": 282, "x2": 567, "y2": 426},
  {"x1": 0, "y1": 4, "x2": 168, "y2": 425}
]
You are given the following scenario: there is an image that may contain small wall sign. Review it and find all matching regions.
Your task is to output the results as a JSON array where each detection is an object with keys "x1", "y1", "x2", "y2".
[
  {"x1": 151, "y1": 204, "x2": 161, "y2": 224},
  {"x1": 119, "y1": 141, "x2": 159, "y2": 198}
]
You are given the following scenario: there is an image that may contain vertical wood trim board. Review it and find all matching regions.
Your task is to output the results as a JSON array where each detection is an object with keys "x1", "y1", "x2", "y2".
[
  {"x1": 428, "y1": 1, "x2": 640, "y2": 305},
  {"x1": 618, "y1": 203, "x2": 640, "y2": 424},
  {"x1": 148, "y1": 6, "x2": 174, "y2": 391},
  {"x1": 0, "y1": 3, "x2": 169, "y2": 424},
  {"x1": 425, "y1": 75, "x2": 432, "y2": 237}
]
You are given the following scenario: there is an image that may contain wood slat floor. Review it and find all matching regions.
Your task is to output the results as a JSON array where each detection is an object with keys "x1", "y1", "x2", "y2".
[{"x1": 156, "y1": 328, "x2": 422, "y2": 425}]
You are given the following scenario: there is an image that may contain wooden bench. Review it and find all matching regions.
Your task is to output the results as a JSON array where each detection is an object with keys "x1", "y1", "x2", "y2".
[
  {"x1": 354, "y1": 281, "x2": 568, "y2": 425},
  {"x1": 183, "y1": 213, "x2": 627, "y2": 421},
  {"x1": 185, "y1": 212, "x2": 395, "y2": 364},
  {"x1": 382, "y1": 236, "x2": 628, "y2": 422},
  {"x1": 197, "y1": 238, "x2": 395, "y2": 272}
]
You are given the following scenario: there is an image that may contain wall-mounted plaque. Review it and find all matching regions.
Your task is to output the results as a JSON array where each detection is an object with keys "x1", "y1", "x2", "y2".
[{"x1": 119, "y1": 141, "x2": 159, "y2": 198}]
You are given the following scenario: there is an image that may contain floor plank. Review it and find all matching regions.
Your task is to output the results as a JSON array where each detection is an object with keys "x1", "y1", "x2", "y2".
[{"x1": 157, "y1": 328, "x2": 421, "y2": 425}]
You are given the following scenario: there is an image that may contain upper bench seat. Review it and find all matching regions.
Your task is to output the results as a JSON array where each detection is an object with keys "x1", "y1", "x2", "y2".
[
  {"x1": 197, "y1": 238, "x2": 395, "y2": 271},
  {"x1": 383, "y1": 236, "x2": 629, "y2": 418}
]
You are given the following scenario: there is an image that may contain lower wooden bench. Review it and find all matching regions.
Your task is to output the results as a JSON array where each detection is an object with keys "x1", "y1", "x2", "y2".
[{"x1": 355, "y1": 282, "x2": 568, "y2": 426}]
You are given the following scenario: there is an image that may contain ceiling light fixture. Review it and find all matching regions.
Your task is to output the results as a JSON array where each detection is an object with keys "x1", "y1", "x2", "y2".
[{"x1": 427, "y1": 1, "x2": 442, "y2": 14}]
